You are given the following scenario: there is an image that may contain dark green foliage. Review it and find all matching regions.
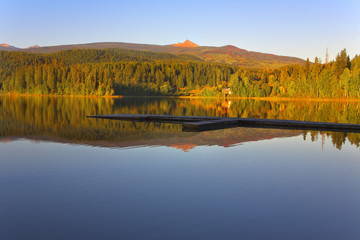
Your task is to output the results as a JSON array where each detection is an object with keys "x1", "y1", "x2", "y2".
[
  {"x1": 228, "y1": 49, "x2": 360, "y2": 98},
  {"x1": 0, "y1": 48, "x2": 231, "y2": 96},
  {"x1": 1, "y1": 48, "x2": 359, "y2": 98}
]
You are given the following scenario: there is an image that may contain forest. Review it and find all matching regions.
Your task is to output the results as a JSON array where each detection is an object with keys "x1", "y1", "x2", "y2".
[{"x1": 0, "y1": 48, "x2": 359, "y2": 98}]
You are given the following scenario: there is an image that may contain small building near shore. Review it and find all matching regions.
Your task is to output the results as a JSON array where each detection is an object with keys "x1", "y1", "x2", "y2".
[{"x1": 223, "y1": 87, "x2": 231, "y2": 96}]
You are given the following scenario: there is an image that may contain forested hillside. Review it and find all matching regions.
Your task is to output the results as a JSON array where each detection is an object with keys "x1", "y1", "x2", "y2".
[
  {"x1": 0, "y1": 48, "x2": 359, "y2": 98},
  {"x1": 4, "y1": 41, "x2": 305, "y2": 68}
]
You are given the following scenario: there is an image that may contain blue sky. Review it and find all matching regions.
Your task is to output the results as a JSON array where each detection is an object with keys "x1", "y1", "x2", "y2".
[{"x1": 1, "y1": 0, "x2": 359, "y2": 61}]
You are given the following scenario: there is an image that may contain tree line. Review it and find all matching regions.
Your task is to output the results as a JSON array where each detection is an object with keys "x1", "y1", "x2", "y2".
[
  {"x1": 229, "y1": 49, "x2": 360, "y2": 98},
  {"x1": 0, "y1": 48, "x2": 359, "y2": 98}
]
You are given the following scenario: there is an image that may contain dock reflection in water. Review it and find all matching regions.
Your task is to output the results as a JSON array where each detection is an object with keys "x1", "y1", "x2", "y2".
[
  {"x1": 1, "y1": 95, "x2": 360, "y2": 150},
  {"x1": 1, "y1": 95, "x2": 360, "y2": 239}
]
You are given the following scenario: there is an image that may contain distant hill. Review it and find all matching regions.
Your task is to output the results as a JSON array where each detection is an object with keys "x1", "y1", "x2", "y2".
[
  {"x1": 0, "y1": 43, "x2": 20, "y2": 51},
  {"x1": 23, "y1": 42, "x2": 175, "y2": 54},
  {"x1": 0, "y1": 48, "x2": 202, "y2": 72},
  {"x1": 2, "y1": 40, "x2": 306, "y2": 68},
  {"x1": 167, "y1": 43, "x2": 305, "y2": 68},
  {"x1": 27, "y1": 45, "x2": 40, "y2": 49}
]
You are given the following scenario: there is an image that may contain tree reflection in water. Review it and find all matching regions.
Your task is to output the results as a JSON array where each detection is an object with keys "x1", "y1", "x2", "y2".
[{"x1": 1, "y1": 95, "x2": 359, "y2": 150}]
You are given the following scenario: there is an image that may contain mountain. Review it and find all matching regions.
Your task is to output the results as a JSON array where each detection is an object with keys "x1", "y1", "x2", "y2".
[
  {"x1": 167, "y1": 44, "x2": 305, "y2": 68},
  {"x1": 173, "y1": 40, "x2": 199, "y2": 47},
  {"x1": 23, "y1": 42, "x2": 175, "y2": 54},
  {"x1": 27, "y1": 45, "x2": 40, "y2": 49},
  {"x1": 0, "y1": 43, "x2": 19, "y2": 51},
  {"x1": 1, "y1": 41, "x2": 306, "y2": 68}
]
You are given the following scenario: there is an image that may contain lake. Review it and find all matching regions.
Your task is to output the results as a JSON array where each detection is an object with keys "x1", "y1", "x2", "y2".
[{"x1": 1, "y1": 95, "x2": 360, "y2": 240}]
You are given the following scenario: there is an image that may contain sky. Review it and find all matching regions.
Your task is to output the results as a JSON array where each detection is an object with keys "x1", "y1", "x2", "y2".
[{"x1": 1, "y1": 0, "x2": 359, "y2": 61}]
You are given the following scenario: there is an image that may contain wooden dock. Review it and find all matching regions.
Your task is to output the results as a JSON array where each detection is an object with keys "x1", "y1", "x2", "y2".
[{"x1": 87, "y1": 114, "x2": 360, "y2": 133}]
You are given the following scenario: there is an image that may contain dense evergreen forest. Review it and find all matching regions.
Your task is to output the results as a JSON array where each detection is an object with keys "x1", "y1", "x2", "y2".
[{"x1": 0, "y1": 48, "x2": 359, "y2": 98}]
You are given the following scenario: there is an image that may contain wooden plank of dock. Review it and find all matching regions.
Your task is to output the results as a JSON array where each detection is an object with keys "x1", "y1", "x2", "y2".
[
  {"x1": 87, "y1": 114, "x2": 223, "y2": 123},
  {"x1": 182, "y1": 119, "x2": 240, "y2": 131},
  {"x1": 183, "y1": 118, "x2": 360, "y2": 132},
  {"x1": 87, "y1": 114, "x2": 360, "y2": 133},
  {"x1": 235, "y1": 118, "x2": 360, "y2": 133}
]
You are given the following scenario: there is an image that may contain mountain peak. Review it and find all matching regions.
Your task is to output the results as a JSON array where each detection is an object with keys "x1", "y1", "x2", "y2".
[
  {"x1": 28, "y1": 45, "x2": 40, "y2": 49},
  {"x1": 173, "y1": 40, "x2": 199, "y2": 48},
  {"x1": 0, "y1": 43, "x2": 19, "y2": 50}
]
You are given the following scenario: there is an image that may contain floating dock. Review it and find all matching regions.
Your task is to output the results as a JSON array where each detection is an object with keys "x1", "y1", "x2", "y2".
[{"x1": 87, "y1": 114, "x2": 360, "y2": 133}]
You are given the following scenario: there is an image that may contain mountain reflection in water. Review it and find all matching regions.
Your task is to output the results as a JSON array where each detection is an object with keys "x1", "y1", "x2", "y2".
[
  {"x1": 1, "y1": 95, "x2": 360, "y2": 150},
  {"x1": 1, "y1": 95, "x2": 360, "y2": 240}
]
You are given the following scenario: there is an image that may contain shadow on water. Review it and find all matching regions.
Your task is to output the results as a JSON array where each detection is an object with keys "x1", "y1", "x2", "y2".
[{"x1": 1, "y1": 95, "x2": 360, "y2": 150}]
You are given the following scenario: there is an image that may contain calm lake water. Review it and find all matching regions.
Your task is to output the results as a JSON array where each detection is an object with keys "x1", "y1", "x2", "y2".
[{"x1": 1, "y1": 95, "x2": 360, "y2": 240}]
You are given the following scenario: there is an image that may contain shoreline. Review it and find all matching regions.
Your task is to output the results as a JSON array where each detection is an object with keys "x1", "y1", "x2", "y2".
[{"x1": 2, "y1": 93, "x2": 360, "y2": 102}]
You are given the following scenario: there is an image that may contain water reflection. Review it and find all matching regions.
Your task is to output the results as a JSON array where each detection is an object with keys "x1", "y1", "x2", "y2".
[
  {"x1": 1, "y1": 96, "x2": 360, "y2": 240},
  {"x1": 1, "y1": 95, "x2": 360, "y2": 150}
]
